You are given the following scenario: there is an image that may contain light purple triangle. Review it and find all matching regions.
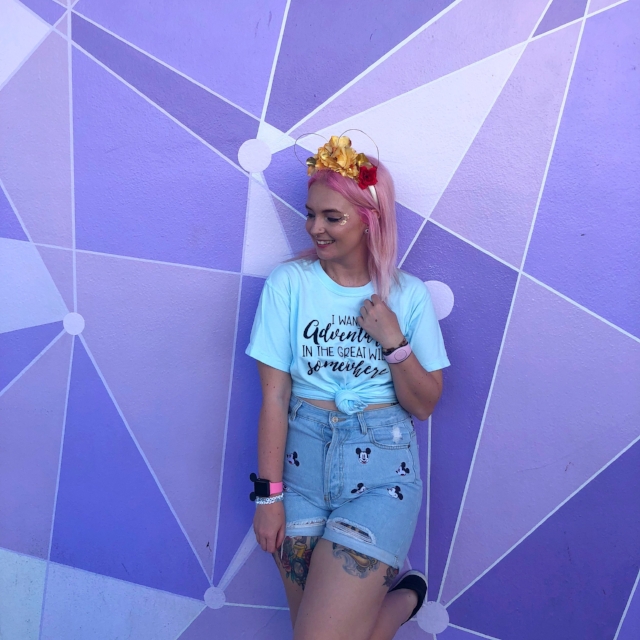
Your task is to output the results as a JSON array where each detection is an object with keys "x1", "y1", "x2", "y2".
[
  {"x1": 431, "y1": 23, "x2": 580, "y2": 267},
  {"x1": 72, "y1": 47, "x2": 248, "y2": 272},
  {"x1": 73, "y1": 0, "x2": 287, "y2": 117},
  {"x1": 525, "y1": 0, "x2": 640, "y2": 339},
  {"x1": 0, "y1": 31, "x2": 71, "y2": 247},
  {"x1": 442, "y1": 276, "x2": 640, "y2": 605},
  {"x1": 293, "y1": 0, "x2": 550, "y2": 138},
  {"x1": 37, "y1": 246, "x2": 74, "y2": 312},
  {"x1": 589, "y1": 0, "x2": 620, "y2": 11},
  {"x1": 534, "y1": 0, "x2": 588, "y2": 36},
  {"x1": 0, "y1": 334, "x2": 71, "y2": 558},
  {"x1": 76, "y1": 251, "x2": 239, "y2": 578},
  {"x1": 438, "y1": 626, "x2": 485, "y2": 639},
  {"x1": 56, "y1": 11, "x2": 69, "y2": 36},
  {"x1": 179, "y1": 606, "x2": 292, "y2": 640}
]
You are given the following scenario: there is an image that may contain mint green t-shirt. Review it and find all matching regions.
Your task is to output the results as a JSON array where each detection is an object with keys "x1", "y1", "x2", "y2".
[{"x1": 246, "y1": 259, "x2": 450, "y2": 414}]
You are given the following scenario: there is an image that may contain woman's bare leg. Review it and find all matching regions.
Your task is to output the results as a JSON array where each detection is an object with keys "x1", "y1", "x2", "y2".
[
  {"x1": 293, "y1": 538, "x2": 398, "y2": 640},
  {"x1": 274, "y1": 534, "x2": 419, "y2": 639},
  {"x1": 272, "y1": 536, "x2": 320, "y2": 628},
  {"x1": 367, "y1": 588, "x2": 418, "y2": 640}
]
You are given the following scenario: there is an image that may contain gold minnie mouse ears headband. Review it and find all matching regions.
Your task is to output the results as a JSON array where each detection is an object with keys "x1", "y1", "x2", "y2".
[{"x1": 294, "y1": 130, "x2": 380, "y2": 207}]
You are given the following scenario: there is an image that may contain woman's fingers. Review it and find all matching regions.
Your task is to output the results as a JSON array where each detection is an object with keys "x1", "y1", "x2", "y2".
[
  {"x1": 276, "y1": 524, "x2": 286, "y2": 551},
  {"x1": 265, "y1": 535, "x2": 277, "y2": 554}
]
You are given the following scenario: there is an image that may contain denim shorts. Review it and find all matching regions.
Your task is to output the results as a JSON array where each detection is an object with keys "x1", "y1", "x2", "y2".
[{"x1": 282, "y1": 395, "x2": 423, "y2": 569}]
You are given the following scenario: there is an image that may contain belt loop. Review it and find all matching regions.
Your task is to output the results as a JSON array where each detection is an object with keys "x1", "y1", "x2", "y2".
[
  {"x1": 357, "y1": 411, "x2": 367, "y2": 435},
  {"x1": 290, "y1": 397, "x2": 302, "y2": 420}
]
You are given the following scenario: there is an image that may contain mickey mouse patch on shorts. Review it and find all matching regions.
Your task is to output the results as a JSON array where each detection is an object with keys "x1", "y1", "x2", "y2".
[{"x1": 395, "y1": 462, "x2": 410, "y2": 476}]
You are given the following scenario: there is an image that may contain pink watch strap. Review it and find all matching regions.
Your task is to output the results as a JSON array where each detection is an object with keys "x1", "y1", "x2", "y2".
[
  {"x1": 269, "y1": 481, "x2": 283, "y2": 495},
  {"x1": 383, "y1": 342, "x2": 412, "y2": 364}
]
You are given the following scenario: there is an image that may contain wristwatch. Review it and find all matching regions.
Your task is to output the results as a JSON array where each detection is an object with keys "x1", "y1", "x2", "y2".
[{"x1": 249, "y1": 472, "x2": 283, "y2": 501}]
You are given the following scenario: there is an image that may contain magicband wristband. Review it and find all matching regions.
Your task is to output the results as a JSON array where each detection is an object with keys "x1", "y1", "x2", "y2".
[
  {"x1": 249, "y1": 472, "x2": 283, "y2": 501},
  {"x1": 383, "y1": 340, "x2": 412, "y2": 364}
]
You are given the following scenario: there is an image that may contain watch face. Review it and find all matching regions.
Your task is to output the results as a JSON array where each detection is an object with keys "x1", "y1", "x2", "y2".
[{"x1": 254, "y1": 479, "x2": 270, "y2": 497}]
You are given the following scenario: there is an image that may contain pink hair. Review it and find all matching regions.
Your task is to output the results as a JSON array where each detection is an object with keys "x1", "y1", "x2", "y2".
[{"x1": 298, "y1": 162, "x2": 399, "y2": 300}]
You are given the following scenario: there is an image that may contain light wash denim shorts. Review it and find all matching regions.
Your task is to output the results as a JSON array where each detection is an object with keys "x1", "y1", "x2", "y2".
[{"x1": 282, "y1": 395, "x2": 423, "y2": 569}]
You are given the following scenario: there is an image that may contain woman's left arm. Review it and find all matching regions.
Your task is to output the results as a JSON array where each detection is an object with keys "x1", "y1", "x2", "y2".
[{"x1": 358, "y1": 294, "x2": 443, "y2": 421}]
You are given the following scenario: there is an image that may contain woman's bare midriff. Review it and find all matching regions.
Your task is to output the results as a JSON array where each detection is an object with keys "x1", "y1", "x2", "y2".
[{"x1": 299, "y1": 397, "x2": 396, "y2": 411}]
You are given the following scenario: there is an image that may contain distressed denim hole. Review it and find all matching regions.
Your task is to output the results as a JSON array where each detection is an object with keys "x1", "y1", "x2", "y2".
[
  {"x1": 287, "y1": 517, "x2": 326, "y2": 529},
  {"x1": 327, "y1": 518, "x2": 375, "y2": 544}
]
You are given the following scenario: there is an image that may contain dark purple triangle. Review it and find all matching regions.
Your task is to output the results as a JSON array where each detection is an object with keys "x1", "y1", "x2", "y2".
[
  {"x1": 396, "y1": 202, "x2": 423, "y2": 263},
  {"x1": 71, "y1": 13, "x2": 258, "y2": 162},
  {"x1": 447, "y1": 437, "x2": 640, "y2": 639},
  {"x1": 265, "y1": 0, "x2": 456, "y2": 131},
  {"x1": 273, "y1": 196, "x2": 312, "y2": 255},
  {"x1": 0, "y1": 188, "x2": 27, "y2": 241},
  {"x1": 51, "y1": 339, "x2": 210, "y2": 599},
  {"x1": 402, "y1": 222, "x2": 517, "y2": 600},
  {"x1": 0, "y1": 322, "x2": 62, "y2": 392},
  {"x1": 213, "y1": 275, "x2": 265, "y2": 585},
  {"x1": 18, "y1": 0, "x2": 65, "y2": 25},
  {"x1": 534, "y1": 0, "x2": 588, "y2": 36}
]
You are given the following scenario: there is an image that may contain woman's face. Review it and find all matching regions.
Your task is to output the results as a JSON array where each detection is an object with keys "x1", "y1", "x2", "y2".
[{"x1": 305, "y1": 182, "x2": 368, "y2": 262}]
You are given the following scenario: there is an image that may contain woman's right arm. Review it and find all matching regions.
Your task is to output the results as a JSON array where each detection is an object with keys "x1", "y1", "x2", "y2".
[{"x1": 253, "y1": 361, "x2": 292, "y2": 555}]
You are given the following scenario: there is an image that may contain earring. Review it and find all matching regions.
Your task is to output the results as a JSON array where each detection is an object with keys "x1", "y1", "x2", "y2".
[{"x1": 364, "y1": 228, "x2": 369, "y2": 234}]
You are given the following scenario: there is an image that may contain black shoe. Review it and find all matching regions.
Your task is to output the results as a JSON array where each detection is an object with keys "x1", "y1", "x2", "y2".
[{"x1": 388, "y1": 570, "x2": 428, "y2": 625}]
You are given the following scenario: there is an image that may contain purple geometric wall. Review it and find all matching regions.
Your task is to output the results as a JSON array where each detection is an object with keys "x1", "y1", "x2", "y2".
[{"x1": 1, "y1": 0, "x2": 638, "y2": 638}]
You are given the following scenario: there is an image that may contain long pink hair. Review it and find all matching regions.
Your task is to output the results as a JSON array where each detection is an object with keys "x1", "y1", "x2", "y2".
[{"x1": 298, "y1": 162, "x2": 399, "y2": 300}]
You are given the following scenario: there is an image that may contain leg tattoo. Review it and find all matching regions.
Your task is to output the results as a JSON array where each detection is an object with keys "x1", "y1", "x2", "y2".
[
  {"x1": 384, "y1": 565, "x2": 399, "y2": 588},
  {"x1": 331, "y1": 526, "x2": 380, "y2": 579},
  {"x1": 274, "y1": 536, "x2": 319, "y2": 590}
]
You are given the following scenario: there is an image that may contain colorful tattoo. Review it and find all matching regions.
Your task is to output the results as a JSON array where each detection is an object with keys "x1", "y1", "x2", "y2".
[
  {"x1": 384, "y1": 565, "x2": 399, "y2": 587},
  {"x1": 332, "y1": 541, "x2": 380, "y2": 578},
  {"x1": 275, "y1": 536, "x2": 319, "y2": 590}
]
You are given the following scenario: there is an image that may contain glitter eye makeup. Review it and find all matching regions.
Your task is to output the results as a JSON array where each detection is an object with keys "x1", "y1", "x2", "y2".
[{"x1": 338, "y1": 212, "x2": 349, "y2": 226}]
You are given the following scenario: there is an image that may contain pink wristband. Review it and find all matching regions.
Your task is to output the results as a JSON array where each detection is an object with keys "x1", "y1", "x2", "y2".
[
  {"x1": 383, "y1": 342, "x2": 412, "y2": 364},
  {"x1": 269, "y1": 481, "x2": 283, "y2": 495}
]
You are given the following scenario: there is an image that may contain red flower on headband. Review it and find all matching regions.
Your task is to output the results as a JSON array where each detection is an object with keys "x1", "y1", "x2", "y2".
[{"x1": 358, "y1": 165, "x2": 378, "y2": 189}]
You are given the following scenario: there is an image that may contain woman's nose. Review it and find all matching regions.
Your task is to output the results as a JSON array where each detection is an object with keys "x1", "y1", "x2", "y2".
[{"x1": 309, "y1": 218, "x2": 324, "y2": 234}]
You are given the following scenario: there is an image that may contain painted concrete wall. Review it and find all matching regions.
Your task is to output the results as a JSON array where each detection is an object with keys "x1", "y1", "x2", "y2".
[{"x1": 1, "y1": 0, "x2": 639, "y2": 638}]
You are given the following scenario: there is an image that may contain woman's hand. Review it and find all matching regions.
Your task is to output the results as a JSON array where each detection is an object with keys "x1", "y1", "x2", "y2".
[
  {"x1": 357, "y1": 294, "x2": 405, "y2": 349},
  {"x1": 253, "y1": 501, "x2": 286, "y2": 554}
]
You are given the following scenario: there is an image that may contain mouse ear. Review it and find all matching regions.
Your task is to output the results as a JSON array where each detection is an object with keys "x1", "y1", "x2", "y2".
[
  {"x1": 356, "y1": 447, "x2": 361, "y2": 454},
  {"x1": 366, "y1": 447, "x2": 371, "y2": 454}
]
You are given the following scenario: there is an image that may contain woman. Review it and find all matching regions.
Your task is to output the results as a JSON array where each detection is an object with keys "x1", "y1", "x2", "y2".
[{"x1": 246, "y1": 135, "x2": 450, "y2": 640}]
